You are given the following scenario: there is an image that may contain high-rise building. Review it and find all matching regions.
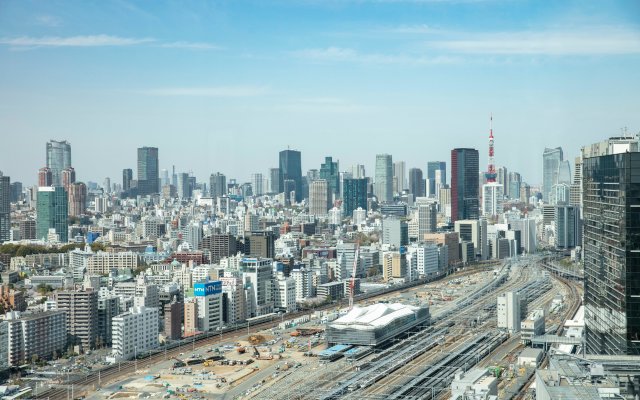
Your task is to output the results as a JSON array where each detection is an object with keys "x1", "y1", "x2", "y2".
[
  {"x1": 482, "y1": 183, "x2": 504, "y2": 217},
  {"x1": 342, "y1": 178, "x2": 368, "y2": 219},
  {"x1": 137, "y1": 147, "x2": 159, "y2": 196},
  {"x1": 46, "y1": 140, "x2": 71, "y2": 187},
  {"x1": 279, "y1": 149, "x2": 303, "y2": 202},
  {"x1": 122, "y1": 168, "x2": 133, "y2": 192},
  {"x1": 2, "y1": 310, "x2": 67, "y2": 366},
  {"x1": 177, "y1": 173, "x2": 190, "y2": 199},
  {"x1": 111, "y1": 306, "x2": 159, "y2": 360},
  {"x1": 320, "y1": 157, "x2": 339, "y2": 198},
  {"x1": 455, "y1": 219, "x2": 488, "y2": 261},
  {"x1": 409, "y1": 168, "x2": 425, "y2": 197},
  {"x1": 382, "y1": 216, "x2": 408, "y2": 249},
  {"x1": 19, "y1": 219, "x2": 36, "y2": 240},
  {"x1": 309, "y1": 179, "x2": 330, "y2": 217},
  {"x1": 269, "y1": 168, "x2": 281, "y2": 194},
  {"x1": 244, "y1": 231, "x2": 275, "y2": 259},
  {"x1": 241, "y1": 258, "x2": 274, "y2": 317},
  {"x1": 209, "y1": 172, "x2": 226, "y2": 198},
  {"x1": 251, "y1": 173, "x2": 264, "y2": 196},
  {"x1": 9, "y1": 181, "x2": 22, "y2": 203},
  {"x1": 194, "y1": 281, "x2": 223, "y2": 331},
  {"x1": 38, "y1": 167, "x2": 53, "y2": 187},
  {"x1": 497, "y1": 292, "x2": 521, "y2": 333},
  {"x1": 200, "y1": 234, "x2": 237, "y2": 264},
  {"x1": 68, "y1": 182, "x2": 87, "y2": 217},
  {"x1": 417, "y1": 202, "x2": 437, "y2": 239},
  {"x1": 557, "y1": 160, "x2": 572, "y2": 185},
  {"x1": 554, "y1": 204, "x2": 580, "y2": 250},
  {"x1": 160, "y1": 169, "x2": 169, "y2": 188},
  {"x1": 61, "y1": 167, "x2": 75, "y2": 191},
  {"x1": 393, "y1": 161, "x2": 406, "y2": 194},
  {"x1": 427, "y1": 161, "x2": 446, "y2": 196},
  {"x1": 36, "y1": 186, "x2": 68, "y2": 242},
  {"x1": 582, "y1": 137, "x2": 640, "y2": 355},
  {"x1": 0, "y1": 172, "x2": 9, "y2": 243},
  {"x1": 374, "y1": 154, "x2": 393, "y2": 203},
  {"x1": 451, "y1": 148, "x2": 479, "y2": 223},
  {"x1": 55, "y1": 289, "x2": 98, "y2": 351},
  {"x1": 351, "y1": 164, "x2": 366, "y2": 179},
  {"x1": 543, "y1": 147, "x2": 563, "y2": 202}
]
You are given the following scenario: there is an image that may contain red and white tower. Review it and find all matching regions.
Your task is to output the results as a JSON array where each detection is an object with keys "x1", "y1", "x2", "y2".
[{"x1": 485, "y1": 114, "x2": 497, "y2": 182}]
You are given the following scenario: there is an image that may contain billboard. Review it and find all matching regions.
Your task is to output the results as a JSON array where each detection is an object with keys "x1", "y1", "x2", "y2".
[{"x1": 194, "y1": 281, "x2": 222, "y2": 297}]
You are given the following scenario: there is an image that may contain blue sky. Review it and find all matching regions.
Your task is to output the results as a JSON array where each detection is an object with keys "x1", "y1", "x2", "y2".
[{"x1": 1, "y1": 0, "x2": 639, "y2": 187}]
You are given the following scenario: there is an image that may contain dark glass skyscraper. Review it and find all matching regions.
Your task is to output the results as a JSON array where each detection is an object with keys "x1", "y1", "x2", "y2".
[
  {"x1": 36, "y1": 186, "x2": 68, "y2": 242},
  {"x1": 451, "y1": 148, "x2": 479, "y2": 223},
  {"x1": 279, "y1": 149, "x2": 302, "y2": 202},
  {"x1": 122, "y1": 168, "x2": 133, "y2": 192},
  {"x1": 320, "y1": 156, "x2": 340, "y2": 197},
  {"x1": 427, "y1": 161, "x2": 446, "y2": 195},
  {"x1": 137, "y1": 147, "x2": 159, "y2": 196},
  {"x1": 409, "y1": 168, "x2": 425, "y2": 197},
  {"x1": 583, "y1": 138, "x2": 640, "y2": 355},
  {"x1": 342, "y1": 178, "x2": 368, "y2": 219}
]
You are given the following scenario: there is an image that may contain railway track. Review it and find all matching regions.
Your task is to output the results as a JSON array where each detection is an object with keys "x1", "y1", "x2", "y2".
[{"x1": 36, "y1": 266, "x2": 498, "y2": 399}]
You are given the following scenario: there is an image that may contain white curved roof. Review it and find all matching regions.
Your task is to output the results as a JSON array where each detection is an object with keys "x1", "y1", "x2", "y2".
[{"x1": 330, "y1": 303, "x2": 421, "y2": 331}]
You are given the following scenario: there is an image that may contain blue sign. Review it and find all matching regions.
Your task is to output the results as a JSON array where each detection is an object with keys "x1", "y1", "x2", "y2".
[{"x1": 194, "y1": 281, "x2": 222, "y2": 297}]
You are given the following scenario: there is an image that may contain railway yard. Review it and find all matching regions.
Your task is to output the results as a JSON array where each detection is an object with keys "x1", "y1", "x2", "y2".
[{"x1": 33, "y1": 254, "x2": 583, "y2": 400}]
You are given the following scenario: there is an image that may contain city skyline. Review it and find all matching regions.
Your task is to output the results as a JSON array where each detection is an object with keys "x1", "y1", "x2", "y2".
[{"x1": 1, "y1": 1, "x2": 639, "y2": 185}]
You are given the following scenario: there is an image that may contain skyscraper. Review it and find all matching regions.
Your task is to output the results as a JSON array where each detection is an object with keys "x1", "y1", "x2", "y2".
[
  {"x1": 374, "y1": 154, "x2": 393, "y2": 203},
  {"x1": 582, "y1": 137, "x2": 640, "y2": 355},
  {"x1": 61, "y1": 167, "x2": 75, "y2": 191},
  {"x1": 137, "y1": 147, "x2": 159, "y2": 196},
  {"x1": 543, "y1": 147, "x2": 563, "y2": 202},
  {"x1": 342, "y1": 178, "x2": 368, "y2": 219},
  {"x1": 427, "y1": 161, "x2": 446, "y2": 196},
  {"x1": 0, "y1": 172, "x2": 9, "y2": 243},
  {"x1": 320, "y1": 157, "x2": 339, "y2": 198},
  {"x1": 122, "y1": 168, "x2": 133, "y2": 192},
  {"x1": 209, "y1": 172, "x2": 226, "y2": 198},
  {"x1": 269, "y1": 168, "x2": 281, "y2": 194},
  {"x1": 46, "y1": 140, "x2": 71, "y2": 186},
  {"x1": 482, "y1": 182, "x2": 503, "y2": 217},
  {"x1": 309, "y1": 179, "x2": 330, "y2": 217},
  {"x1": 409, "y1": 168, "x2": 425, "y2": 198},
  {"x1": 451, "y1": 148, "x2": 479, "y2": 223},
  {"x1": 557, "y1": 160, "x2": 572, "y2": 184},
  {"x1": 393, "y1": 161, "x2": 406, "y2": 194},
  {"x1": 38, "y1": 167, "x2": 53, "y2": 187},
  {"x1": 36, "y1": 186, "x2": 68, "y2": 242},
  {"x1": 279, "y1": 149, "x2": 303, "y2": 202},
  {"x1": 177, "y1": 173, "x2": 190, "y2": 199},
  {"x1": 251, "y1": 173, "x2": 264, "y2": 196},
  {"x1": 68, "y1": 182, "x2": 87, "y2": 217}
]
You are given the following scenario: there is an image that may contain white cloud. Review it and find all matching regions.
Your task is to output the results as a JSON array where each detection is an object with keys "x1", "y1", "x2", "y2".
[
  {"x1": 429, "y1": 28, "x2": 640, "y2": 55},
  {"x1": 140, "y1": 86, "x2": 269, "y2": 97},
  {"x1": 0, "y1": 35, "x2": 154, "y2": 48},
  {"x1": 293, "y1": 46, "x2": 458, "y2": 65}
]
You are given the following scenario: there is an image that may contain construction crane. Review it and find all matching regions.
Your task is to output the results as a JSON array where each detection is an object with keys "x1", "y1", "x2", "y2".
[{"x1": 348, "y1": 244, "x2": 360, "y2": 310}]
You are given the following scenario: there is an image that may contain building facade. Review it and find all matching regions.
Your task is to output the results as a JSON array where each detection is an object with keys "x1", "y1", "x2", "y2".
[
  {"x1": 451, "y1": 148, "x2": 479, "y2": 223},
  {"x1": 582, "y1": 137, "x2": 640, "y2": 355}
]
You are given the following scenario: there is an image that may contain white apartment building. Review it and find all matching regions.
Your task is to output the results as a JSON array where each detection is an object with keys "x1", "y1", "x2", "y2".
[{"x1": 111, "y1": 306, "x2": 159, "y2": 361}]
